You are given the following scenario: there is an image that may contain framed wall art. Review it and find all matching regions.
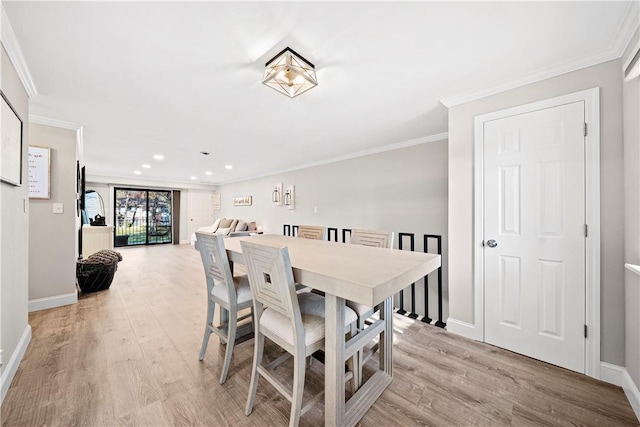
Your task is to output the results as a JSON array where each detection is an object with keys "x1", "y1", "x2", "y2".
[
  {"x1": 233, "y1": 196, "x2": 252, "y2": 206},
  {"x1": 1, "y1": 91, "x2": 23, "y2": 186},
  {"x1": 28, "y1": 146, "x2": 51, "y2": 199}
]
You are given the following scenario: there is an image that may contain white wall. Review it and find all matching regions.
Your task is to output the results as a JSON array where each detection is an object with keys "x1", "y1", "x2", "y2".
[
  {"x1": 623, "y1": 28, "x2": 640, "y2": 390},
  {"x1": 28, "y1": 123, "x2": 78, "y2": 307},
  {"x1": 0, "y1": 45, "x2": 30, "y2": 402},
  {"x1": 448, "y1": 59, "x2": 625, "y2": 365},
  {"x1": 85, "y1": 178, "x2": 214, "y2": 245},
  {"x1": 216, "y1": 140, "x2": 448, "y2": 319}
]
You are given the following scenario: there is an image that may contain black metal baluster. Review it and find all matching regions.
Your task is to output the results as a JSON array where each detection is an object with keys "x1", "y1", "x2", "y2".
[
  {"x1": 328, "y1": 227, "x2": 338, "y2": 242},
  {"x1": 433, "y1": 235, "x2": 445, "y2": 328},
  {"x1": 422, "y1": 235, "x2": 436, "y2": 324},
  {"x1": 397, "y1": 233, "x2": 415, "y2": 316}
]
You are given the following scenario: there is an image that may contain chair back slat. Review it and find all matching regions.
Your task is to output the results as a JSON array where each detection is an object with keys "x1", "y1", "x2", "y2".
[
  {"x1": 241, "y1": 241, "x2": 300, "y2": 320},
  {"x1": 350, "y1": 229, "x2": 394, "y2": 249},
  {"x1": 196, "y1": 232, "x2": 234, "y2": 290},
  {"x1": 297, "y1": 225, "x2": 326, "y2": 240}
]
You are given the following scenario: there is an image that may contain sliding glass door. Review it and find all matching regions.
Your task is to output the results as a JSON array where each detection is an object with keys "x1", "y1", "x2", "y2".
[{"x1": 114, "y1": 188, "x2": 172, "y2": 247}]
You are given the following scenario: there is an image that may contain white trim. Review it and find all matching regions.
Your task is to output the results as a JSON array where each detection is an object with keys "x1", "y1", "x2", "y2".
[
  {"x1": 29, "y1": 115, "x2": 82, "y2": 131},
  {"x1": 29, "y1": 115, "x2": 85, "y2": 164},
  {"x1": 28, "y1": 292, "x2": 77, "y2": 312},
  {"x1": 0, "y1": 325, "x2": 31, "y2": 404},
  {"x1": 0, "y1": 5, "x2": 37, "y2": 98},
  {"x1": 86, "y1": 174, "x2": 218, "y2": 191},
  {"x1": 614, "y1": 1, "x2": 640, "y2": 59},
  {"x1": 623, "y1": 368, "x2": 640, "y2": 422},
  {"x1": 625, "y1": 263, "x2": 640, "y2": 277},
  {"x1": 442, "y1": 3, "x2": 639, "y2": 108},
  {"x1": 473, "y1": 88, "x2": 601, "y2": 378},
  {"x1": 219, "y1": 132, "x2": 449, "y2": 185},
  {"x1": 445, "y1": 317, "x2": 482, "y2": 341},
  {"x1": 179, "y1": 239, "x2": 190, "y2": 245},
  {"x1": 600, "y1": 362, "x2": 625, "y2": 386}
]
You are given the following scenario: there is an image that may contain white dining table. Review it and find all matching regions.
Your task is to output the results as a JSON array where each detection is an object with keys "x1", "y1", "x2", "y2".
[{"x1": 223, "y1": 234, "x2": 441, "y2": 427}]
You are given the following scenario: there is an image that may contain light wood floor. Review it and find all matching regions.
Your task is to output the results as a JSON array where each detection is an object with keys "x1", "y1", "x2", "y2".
[{"x1": 2, "y1": 244, "x2": 638, "y2": 426}]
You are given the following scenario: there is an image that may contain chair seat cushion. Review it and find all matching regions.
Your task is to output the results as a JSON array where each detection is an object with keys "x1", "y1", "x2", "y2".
[
  {"x1": 346, "y1": 301, "x2": 375, "y2": 318},
  {"x1": 211, "y1": 274, "x2": 252, "y2": 305},
  {"x1": 261, "y1": 292, "x2": 357, "y2": 347}
]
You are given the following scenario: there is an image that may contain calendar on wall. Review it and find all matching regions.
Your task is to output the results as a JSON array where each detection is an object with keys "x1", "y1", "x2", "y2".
[{"x1": 28, "y1": 145, "x2": 51, "y2": 199}]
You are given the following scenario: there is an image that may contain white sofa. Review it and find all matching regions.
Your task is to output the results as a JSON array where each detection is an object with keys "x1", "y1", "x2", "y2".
[{"x1": 190, "y1": 217, "x2": 257, "y2": 245}]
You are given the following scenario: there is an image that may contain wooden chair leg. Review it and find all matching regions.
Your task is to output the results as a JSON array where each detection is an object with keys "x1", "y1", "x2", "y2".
[
  {"x1": 245, "y1": 331, "x2": 264, "y2": 416},
  {"x1": 290, "y1": 353, "x2": 306, "y2": 427},
  {"x1": 219, "y1": 308, "x2": 237, "y2": 384},
  {"x1": 199, "y1": 299, "x2": 215, "y2": 360}
]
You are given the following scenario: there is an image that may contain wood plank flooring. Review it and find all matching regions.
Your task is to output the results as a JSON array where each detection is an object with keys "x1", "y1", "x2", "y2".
[{"x1": 2, "y1": 244, "x2": 638, "y2": 426}]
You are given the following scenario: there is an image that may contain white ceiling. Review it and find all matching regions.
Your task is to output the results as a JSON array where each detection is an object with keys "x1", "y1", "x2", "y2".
[{"x1": 3, "y1": 1, "x2": 635, "y2": 186}]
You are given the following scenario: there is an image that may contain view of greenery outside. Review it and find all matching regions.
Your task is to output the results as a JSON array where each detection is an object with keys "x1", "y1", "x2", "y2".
[{"x1": 115, "y1": 188, "x2": 172, "y2": 246}]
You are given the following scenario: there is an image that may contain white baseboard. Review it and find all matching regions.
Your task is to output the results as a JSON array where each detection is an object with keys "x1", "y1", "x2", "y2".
[
  {"x1": 28, "y1": 291, "x2": 77, "y2": 312},
  {"x1": 599, "y1": 362, "x2": 640, "y2": 422},
  {"x1": 446, "y1": 317, "x2": 482, "y2": 341},
  {"x1": 180, "y1": 239, "x2": 189, "y2": 245},
  {"x1": 600, "y1": 362, "x2": 624, "y2": 386},
  {"x1": 623, "y1": 367, "x2": 640, "y2": 422},
  {"x1": 1, "y1": 324, "x2": 32, "y2": 405}
]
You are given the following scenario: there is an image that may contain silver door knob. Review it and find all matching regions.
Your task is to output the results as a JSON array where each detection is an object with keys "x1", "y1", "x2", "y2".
[{"x1": 486, "y1": 239, "x2": 498, "y2": 248}]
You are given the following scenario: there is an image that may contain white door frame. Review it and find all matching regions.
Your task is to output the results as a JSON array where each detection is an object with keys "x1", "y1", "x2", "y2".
[{"x1": 473, "y1": 87, "x2": 601, "y2": 378}]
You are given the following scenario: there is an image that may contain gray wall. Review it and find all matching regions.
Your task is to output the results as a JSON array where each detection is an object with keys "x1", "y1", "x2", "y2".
[
  {"x1": 216, "y1": 141, "x2": 448, "y2": 319},
  {"x1": 448, "y1": 59, "x2": 625, "y2": 365},
  {"x1": 28, "y1": 123, "x2": 77, "y2": 302},
  {"x1": 0, "y1": 46, "x2": 30, "y2": 396},
  {"x1": 623, "y1": 29, "x2": 640, "y2": 389}
]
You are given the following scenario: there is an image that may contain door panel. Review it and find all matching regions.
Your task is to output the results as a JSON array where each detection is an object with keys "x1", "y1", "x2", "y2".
[
  {"x1": 187, "y1": 191, "x2": 214, "y2": 238},
  {"x1": 484, "y1": 101, "x2": 585, "y2": 373}
]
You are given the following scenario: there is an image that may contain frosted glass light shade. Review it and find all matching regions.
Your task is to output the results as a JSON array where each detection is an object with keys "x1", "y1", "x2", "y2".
[{"x1": 262, "y1": 47, "x2": 317, "y2": 98}]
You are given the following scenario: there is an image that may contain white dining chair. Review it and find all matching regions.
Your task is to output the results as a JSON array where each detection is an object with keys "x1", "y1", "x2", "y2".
[
  {"x1": 347, "y1": 229, "x2": 394, "y2": 387},
  {"x1": 296, "y1": 225, "x2": 326, "y2": 240},
  {"x1": 241, "y1": 240, "x2": 358, "y2": 427},
  {"x1": 195, "y1": 232, "x2": 253, "y2": 384}
]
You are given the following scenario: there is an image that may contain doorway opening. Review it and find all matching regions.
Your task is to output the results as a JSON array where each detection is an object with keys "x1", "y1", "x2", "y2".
[{"x1": 114, "y1": 188, "x2": 172, "y2": 247}]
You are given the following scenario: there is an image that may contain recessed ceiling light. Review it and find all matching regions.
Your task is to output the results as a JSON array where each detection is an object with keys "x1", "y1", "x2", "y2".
[
  {"x1": 153, "y1": 154, "x2": 164, "y2": 160},
  {"x1": 225, "y1": 164, "x2": 233, "y2": 170},
  {"x1": 134, "y1": 170, "x2": 142, "y2": 175},
  {"x1": 205, "y1": 171, "x2": 213, "y2": 176},
  {"x1": 142, "y1": 164, "x2": 151, "y2": 169},
  {"x1": 190, "y1": 176, "x2": 197, "y2": 180}
]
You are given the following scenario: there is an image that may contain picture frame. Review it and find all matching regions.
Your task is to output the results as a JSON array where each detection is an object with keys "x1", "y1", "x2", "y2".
[
  {"x1": 28, "y1": 146, "x2": 51, "y2": 199},
  {"x1": 233, "y1": 196, "x2": 252, "y2": 206},
  {"x1": 1, "y1": 91, "x2": 23, "y2": 186}
]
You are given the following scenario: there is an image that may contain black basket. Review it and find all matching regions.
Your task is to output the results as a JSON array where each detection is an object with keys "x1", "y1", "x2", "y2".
[{"x1": 76, "y1": 250, "x2": 123, "y2": 293}]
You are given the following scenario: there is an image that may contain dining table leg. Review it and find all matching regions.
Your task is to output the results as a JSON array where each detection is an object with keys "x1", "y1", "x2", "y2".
[{"x1": 324, "y1": 293, "x2": 345, "y2": 427}]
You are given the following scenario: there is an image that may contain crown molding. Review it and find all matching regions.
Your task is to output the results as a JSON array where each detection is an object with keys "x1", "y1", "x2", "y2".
[
  {"x1": 1, "y1": 5, "x2": 37, "y2": 98},
  {"x1": 613, "y1": 1, "x2": 640, "y2": 58},
  {"x1": 440, "y1": 49, "x2": 620, "y2": 108},
  {"x1": 219, "y1": 132, "x2": 449, "y2": 186},
  {"x1": 86, "y1": 174, "x2": 218, "y2": 191},
  {"x1": 29, "y1": 115, "x2": 82, "y2": 131},
  {"x1": 441, "y1": 2, "x2": 639, "y2": 108}
]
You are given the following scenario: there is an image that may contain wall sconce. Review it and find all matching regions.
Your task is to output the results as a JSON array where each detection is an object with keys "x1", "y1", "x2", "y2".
[
  {"x1": 272, "y1": 183, "x2": 283, "y2": 206},
  {"x1": 284, "y1": 185, "x2": 295, "y2": 210}
]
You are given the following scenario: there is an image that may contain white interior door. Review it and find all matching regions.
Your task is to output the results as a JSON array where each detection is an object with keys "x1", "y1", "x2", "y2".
[
  {"x1": 187, "y1": 190, "x2": 214, "y2": 238},
  {"x1": 483, "y1": 101, "x2": 586, "y2": 373}
]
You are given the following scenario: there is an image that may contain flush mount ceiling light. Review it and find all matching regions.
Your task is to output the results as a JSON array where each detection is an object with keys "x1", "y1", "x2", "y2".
[{"x1": 262, "y1": 47, "x2": 317, "y2": 98}]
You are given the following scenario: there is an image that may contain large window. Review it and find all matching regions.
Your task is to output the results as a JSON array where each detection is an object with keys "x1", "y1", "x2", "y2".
[{"x1": 114, "y1": 188, "x2": 172, "y2": 246}]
